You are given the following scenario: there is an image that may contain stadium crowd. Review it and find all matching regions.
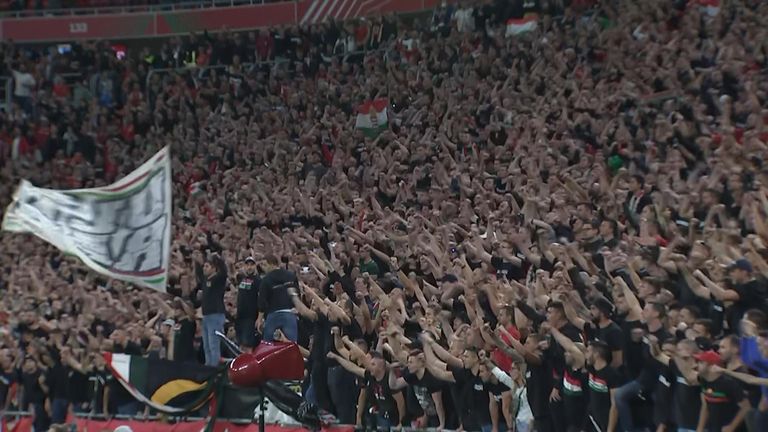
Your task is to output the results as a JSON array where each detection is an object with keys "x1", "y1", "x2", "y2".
[{"x1": 2, "y1": 0, "x2": 768, "y2": 431}]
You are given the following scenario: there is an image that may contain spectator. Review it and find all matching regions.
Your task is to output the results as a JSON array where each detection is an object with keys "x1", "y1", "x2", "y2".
[
  {"x1": 10, "y1": 63, "x2": 36, "y2": 114},
  {"x1": 195, "y1": 252, "x2": 228, "y2": 366},
  {"x1": 1, "y1": 1, "x2": 768, "y2": 430},
  {"x1": 695, "y1": 350, "x2": 750, "y2": 432},
  {"x1": 258, "y1": 254, "x2": 299, "y2": 342},
  {"x1": 235, "y1": 256, "x2": 261, "y2": 350}
]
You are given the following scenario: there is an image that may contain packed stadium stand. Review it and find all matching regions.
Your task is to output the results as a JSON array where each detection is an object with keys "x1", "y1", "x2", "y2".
[{"x1": 1, "y1": 0, "x2": 768, "y2": 431}]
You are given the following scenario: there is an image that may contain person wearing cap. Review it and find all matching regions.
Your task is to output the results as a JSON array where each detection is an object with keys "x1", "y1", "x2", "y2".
[
  {"x1": 695, "y1": 258, "x2": 768, "y2": 332},
  {"x1": 235, "y1": 256, "x2": 262, "y2": 349},
  {"x1": 695, "y1": 349, "x2": 750, "y2": 432}
]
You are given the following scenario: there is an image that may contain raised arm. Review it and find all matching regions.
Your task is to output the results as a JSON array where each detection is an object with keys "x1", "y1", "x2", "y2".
[
  {"x1": 326, "y1": 352, "x2": 366, "y2": 378},
  {"x1": 388, "y1": 365, "x2": 410, "y2": 391},
  {"x1": 421, "y1": 337, "x2": 456, "y2": 383},
  {"x1": 613, "y1": 276, "x2": 643, "y2": 320},
  {"x1": 548, "y1": 325, "x2": 585, "y2": 368},
  {"x1": 693, "y1": 269, "x2": 740, "y2": 302}
]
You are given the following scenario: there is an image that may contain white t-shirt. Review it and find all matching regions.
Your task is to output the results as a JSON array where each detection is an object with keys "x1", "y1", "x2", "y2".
[
  {"x1": 454, "y1": 8, "x2": 474, "y2": 33},
  {"x1": 12, "y1": 70, "x2": 36, "y2": 98}
]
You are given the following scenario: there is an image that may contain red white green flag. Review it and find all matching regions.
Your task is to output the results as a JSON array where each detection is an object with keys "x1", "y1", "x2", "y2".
[
  {"x1": 506, "y1": 16, "x2": 538, "y2": 36},
  {"x1": 355, "y1": 98, "x2": 388, "y2": 138}
]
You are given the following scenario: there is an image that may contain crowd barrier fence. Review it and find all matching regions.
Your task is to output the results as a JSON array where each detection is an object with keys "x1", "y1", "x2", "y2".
[{"x1": 0, "y1": 410, "x2": 451, "y2": 432}]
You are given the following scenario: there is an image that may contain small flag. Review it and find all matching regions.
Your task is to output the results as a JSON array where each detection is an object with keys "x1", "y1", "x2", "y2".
[
  {"x1": 188, "y1": 180, "x2": 206, "y2": 198},
  {"x1": 506, "y1": 16, "x2": 538, "y2": 36},
  {"x1": 355, "y1": 99, "x2": 388, "y2": 138},
  {"x1": 697, "y1": 0, "x2": 720, "y2": 17}
]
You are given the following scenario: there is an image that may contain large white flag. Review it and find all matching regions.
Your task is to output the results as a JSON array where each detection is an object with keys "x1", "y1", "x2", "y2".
[{"x1": 2, "y1": 147, "x2": 172, "y2": 292}]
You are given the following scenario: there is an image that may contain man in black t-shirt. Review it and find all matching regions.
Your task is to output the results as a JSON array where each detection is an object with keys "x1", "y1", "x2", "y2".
[
  {"x1": 670, "y1": 339, "x2": 702, "y2": 431},
  {"x1": 327, "y1": 350, "x2": 401, "y2": 429},
  {"x1": 586, "y1": 341, "x2": 620, "y2": 432},
  {"x1": 588, "y1": 297, "x2": 624, "y2": 370},
  {"x1": 235, "y1": 256, "x2": 261, "y2": 349},
  {"x1": 695, "y1": 350, "x2": 750, "y2": 432},
  {"x1": 259, "y1": 254, "x2": 299, "y2": 342},
  {"x1": 363, "y1": 353, "x2": 401, "y2": 429},
  {"x1": 568, "y1": 294, "x2": 625, "y2": 371},
  {"x1": 46, "y1": 351, "x2": 71, "y2": 425},
  {"x1": 547, "y1": 323, "x2": 589, "y2": 432},
  {"x1": 392, "y1": 349, "x2": 446, "y2": 429},
  {"x1": 170, "y1": 298, "x2": 198, "y2": 363},
  {"x1": 543, "y1": 301, "x2": 583, "y2": 432},
  {"x1": 615, "y1": 301, "x2": 670, "y2": 432},
  {"x1": 20, "y1": 356, "x2": 49, "y2": 432},
  {"x1": 422, "y1": 334, "x2": 492, "y2": 432},
  {"x1": 726, "y1": 259, "x2": 767, "y2": 331}
]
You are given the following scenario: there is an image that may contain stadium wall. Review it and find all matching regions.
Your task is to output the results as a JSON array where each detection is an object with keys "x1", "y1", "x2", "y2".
[{"x1": 0, "y1": 0, "x2": 448, "y2": 43}]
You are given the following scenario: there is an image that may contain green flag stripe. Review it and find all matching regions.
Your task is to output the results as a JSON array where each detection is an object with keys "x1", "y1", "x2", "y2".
[{"x1": 130, "y1": 356, "x2": 150, "y2": 395}]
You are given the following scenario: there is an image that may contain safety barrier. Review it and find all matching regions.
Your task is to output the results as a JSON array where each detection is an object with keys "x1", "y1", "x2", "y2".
[
  {"x1": 0, "y1": 411, "x2": 349, "y2": 431},
  {"x1": 0, "y1": 410, "x2": 452, "y2": 431}
]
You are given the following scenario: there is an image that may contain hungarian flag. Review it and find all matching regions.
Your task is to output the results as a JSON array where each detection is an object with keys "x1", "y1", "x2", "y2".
[
  {"x1": 104, "y1": 353, "x2": 219, "y2": 414},
  {"x1": 506, "y1": 16, "x2": 538, "y2": 36},
  {"x1": 355, "y1": 99, "x2": 388, "y2": 138},
  {"x1": 697, "y1": 0, "x2": 720, "y2": 17},
  {"x1": 187, "y1": 180, "x2": 206, "y2": 199}
]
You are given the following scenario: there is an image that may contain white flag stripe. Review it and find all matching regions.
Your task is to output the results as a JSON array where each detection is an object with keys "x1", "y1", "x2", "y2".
[{"x1": 110, "y1": 353, "x2": 132, "y2": 382}]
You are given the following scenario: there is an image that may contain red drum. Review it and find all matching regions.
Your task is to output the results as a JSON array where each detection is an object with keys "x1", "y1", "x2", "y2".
[{"x1": 228, "y1": 341, "x2": 304, "y2": 387}]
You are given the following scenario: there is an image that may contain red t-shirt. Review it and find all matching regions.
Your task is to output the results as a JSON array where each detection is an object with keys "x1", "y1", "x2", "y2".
[
  {"x1": 491, "y1": 325, "x2": 522, "y2": 372},
  {"x1": 354, "y1": 25, "x2": 369, "y2": 45},
  {"x1": 121, "y1": 122, "x2": 135, "y2": 143},
  {"x1": 256, "y1": 34, "x2": 274, "y2": 59},
  {"x1": 53, "y1": 83, "x2": 70, "y2": 98}
]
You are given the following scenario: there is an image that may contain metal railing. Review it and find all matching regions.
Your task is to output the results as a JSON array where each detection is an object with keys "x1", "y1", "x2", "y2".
[
  {"x1": 0, "y1": 410, "x2": 255, "y2": 424},
  {"x1": 0, "y1": 0, "x2": 282, "y2": 18},
  {"x1": 0, "y1": 410, "x2": 454, "y2": 431}
]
